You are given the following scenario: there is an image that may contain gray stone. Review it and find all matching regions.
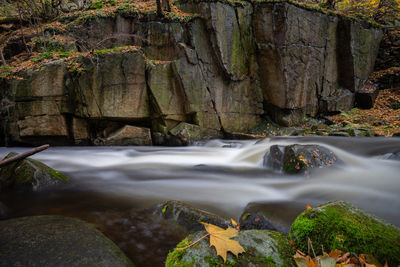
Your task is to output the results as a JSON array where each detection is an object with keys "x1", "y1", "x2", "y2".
[
  {"x1": 154, "y1": 200, "x2": 230, "y2": 232},
  {"x1": 264, "y1": 144, "x2": 340, "y2": 174},
  {"x1": 0, "y1": 215, "x2": 134, "y2": 267}
]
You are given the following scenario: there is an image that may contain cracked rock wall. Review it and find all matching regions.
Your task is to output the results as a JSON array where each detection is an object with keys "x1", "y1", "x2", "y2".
[{"x1": 0, "y1": 0, "x2": 382, "y2": 146}]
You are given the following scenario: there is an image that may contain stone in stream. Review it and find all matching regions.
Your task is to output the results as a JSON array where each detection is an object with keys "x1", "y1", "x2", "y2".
[
  {"x1": 0, "y1": 152, "x2": 69, "y2": 192},
  {"x1": 240, "y1": 201, "x2": 307, "y2": 234},
  {"x1": 289, "y1": 200, "x2": 400, "y2": 266},
  {"x1": 166, "y1": 229, "x2": 294, "y2": 266},
  {"x1": 0, "y1": 215, "x2": 134, "y2": 267},
  {"x1": 263, "y1": 144, "x2": 340, "y2": 174},
  {"x1": 153, "y1": 200, "x2": 230, "y2": 232}
]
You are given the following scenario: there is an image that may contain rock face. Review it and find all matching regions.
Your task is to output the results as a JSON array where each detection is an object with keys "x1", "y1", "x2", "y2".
[
  {"x1": 0, "y1": 152, "x2": 69, "y2": 192},
  {"x1": 264, "y1": 144, "x2": 340, "y2": 174},
  {"x1": 0, "y1": 215, "x2": 134, "y2": 267},
  {"x1": 0, "y1": 0, "x2": 383, "y2": 145},
  {"x1": 289, "y1": 201, "x2": 400, "y2": 266},
  {"x1": 166, "y1": 229, "x2": 294, "y2": 266}
]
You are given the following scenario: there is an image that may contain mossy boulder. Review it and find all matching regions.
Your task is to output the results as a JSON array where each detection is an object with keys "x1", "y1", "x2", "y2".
[
  {"x1": 0, "y1": 152, "x2": 69, "y2": 192},
  {"x1": 0, "y1": 215, "x2": 134, "y2": 266},
  {"x1": 289, "y1": 200, "x2": 400, "y2": 265},
  {"x1": 166, "y1": 229, "x2": 294, "y2": 267},
  {"x1": 154, "y1": 200, "x2": 230, "y2": 232},
  {"x1": 263, "y1": 144, "x2": 340, "y2": 174}
]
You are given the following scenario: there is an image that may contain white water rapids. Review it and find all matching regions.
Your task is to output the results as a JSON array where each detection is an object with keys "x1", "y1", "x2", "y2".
[{"x1": 1, "y1": 136, "x2": 399, "y2": 227}]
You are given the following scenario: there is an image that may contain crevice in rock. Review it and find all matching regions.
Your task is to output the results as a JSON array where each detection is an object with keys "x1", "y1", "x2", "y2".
[
  {"x1": 206, "y1": 86, "x2": 225, "y2": 135},
  {"x1": 336, "y1": 18, "x2": 355, "y2": 92}
]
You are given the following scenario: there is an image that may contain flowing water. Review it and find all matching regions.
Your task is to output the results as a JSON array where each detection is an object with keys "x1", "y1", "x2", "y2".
[{"x1": 1, "y1": 136, "x2": 400, "y2": 266}]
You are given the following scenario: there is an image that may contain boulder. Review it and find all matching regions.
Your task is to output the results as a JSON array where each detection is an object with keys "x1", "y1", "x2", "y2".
[
  {"x1": 0, "y1": 152, "x2": 69, "y2": 192},
  {"x1": 169, "y1": 122, "x2": 202, "y2": 143},
  {"x1": 94, "y1": 125, "x2": 152, "y2": 146},
  {"x1": 154, "y1": 201, "x2": 229, "y2": 232},
  {"x1": 263, "y1": 144, "x2": 340, "y2": 174},
  {"x1": 289, "y1": 201, "x2": 400, "y2": 265},
  {"x1": 0, "y1": 215, "x2": 134, "y2": 267},
  {"x1": 355, "y1": 82, "x2": 379, "y2": 109},
  {"x1": 240, "y1": 201, "x2": 306, "y2": 234},
  {"x1": 166, "y1": 229, "x2": 294, "y2": 266}
]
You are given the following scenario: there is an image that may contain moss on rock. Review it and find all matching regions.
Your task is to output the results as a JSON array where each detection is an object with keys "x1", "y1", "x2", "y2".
[
  {"x1": 289, "y1": 200, "x2": 400, "y2": 265},
  {"x1": 165, "y1": 229, "x2": 294, "y2": 267},
  {"x1": 0, "y1": 152, "x2": 70, "y2": 192}
]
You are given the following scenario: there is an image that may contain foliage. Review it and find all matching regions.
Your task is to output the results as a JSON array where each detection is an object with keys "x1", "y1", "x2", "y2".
[
  {"x1": 293, "y1": 249, "x2": 389, "y2": 267},
  {"x1": 199, "y1": 221, "x2": 245, "y2": 263}
]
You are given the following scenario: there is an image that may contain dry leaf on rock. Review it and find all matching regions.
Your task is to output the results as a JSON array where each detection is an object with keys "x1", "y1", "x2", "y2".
[{"x1": 200, "y1": 221, "x2": 245, "y2": 263}]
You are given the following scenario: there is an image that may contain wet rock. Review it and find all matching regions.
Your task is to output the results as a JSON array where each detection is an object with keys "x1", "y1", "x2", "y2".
[
  {"x1": 166, "y1": 229, "x2": 294, "y2": 266},
  {"x1": 264, "y1": 144, "x2": 340, "y2": 174},
  {"x1": 382, "y1": 151, "x2": 400, "y2": 161},
  {"x1": 0, "y1": 152, "x2": 69, "y2": 192},
  {"x1": 154, "y1": 200, "x2": 229, "y2": 232},
  {"x1": 94, "y1": 125, "x2": 152, "y2": 146},
  {"x1": 240, "y1": 201, "x2": 306, "y2": 234},
  {"x1": 239, "y1": 213, "x2": 284, "y2": 233},
  {"x1": 0, "y1": 215, "x2": 134, "y2": 267},
  {"x1": 289, "y1": 200, "x2": 400, "y2": 266}
]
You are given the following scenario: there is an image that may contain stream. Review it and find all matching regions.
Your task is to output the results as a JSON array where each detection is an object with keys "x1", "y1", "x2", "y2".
[{"x1": 1, "y1": 136, "x2": 400, "y2": 266}]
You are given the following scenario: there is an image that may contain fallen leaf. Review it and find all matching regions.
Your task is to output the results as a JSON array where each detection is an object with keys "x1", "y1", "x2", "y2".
[
  {"x1": 329, "y1": 249, "x2": 343, "y2": 259},
  {"x1": 318, "y1": 255, "x2": 336, "y2": 267},
  {"x1": 200, "y1": 222, "x2": 245, "y2": 263}
]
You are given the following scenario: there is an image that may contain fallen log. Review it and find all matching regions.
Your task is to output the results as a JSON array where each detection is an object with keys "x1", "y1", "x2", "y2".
[{"x1": 0, "y1": 144, "x2": 50, "y2": 168}]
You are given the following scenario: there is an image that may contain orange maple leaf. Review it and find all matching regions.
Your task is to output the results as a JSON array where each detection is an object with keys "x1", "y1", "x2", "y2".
[{"x1": 200, "y1": 222, "x2": 245, "y2": 263}]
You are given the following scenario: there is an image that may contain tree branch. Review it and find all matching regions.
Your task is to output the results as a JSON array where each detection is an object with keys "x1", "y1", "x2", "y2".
[{"x1": 0, "y1": 144, "x2": 50, "y2": 168}]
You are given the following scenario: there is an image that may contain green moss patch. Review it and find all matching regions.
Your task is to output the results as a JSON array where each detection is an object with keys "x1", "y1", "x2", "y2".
[{"x1": 289, "y1": 201, "x2": 400, "y2": 265}]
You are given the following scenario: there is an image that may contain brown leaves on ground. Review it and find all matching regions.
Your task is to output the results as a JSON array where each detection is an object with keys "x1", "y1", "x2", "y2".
[
  {"x1": 330, "y1": 88, "x2": 400, "y2": 136},
  {"x1": 294, "y1": 249, "x2": 388, "y2": 267},
  {"x1": 200, "y1": 221, "x2": 245, "y2": 263}
]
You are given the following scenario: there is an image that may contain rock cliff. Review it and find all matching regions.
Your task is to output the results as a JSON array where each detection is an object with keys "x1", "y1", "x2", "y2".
[{"x1": 0, "y1": 0, "x2": 382, "y2": 146}]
